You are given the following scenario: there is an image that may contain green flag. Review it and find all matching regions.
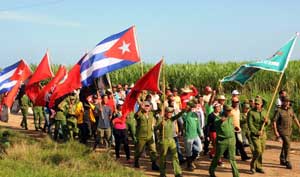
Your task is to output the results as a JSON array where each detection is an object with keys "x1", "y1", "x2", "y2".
[{"x1": 221, "y1": 34, "x2": 298, "y2": 85}]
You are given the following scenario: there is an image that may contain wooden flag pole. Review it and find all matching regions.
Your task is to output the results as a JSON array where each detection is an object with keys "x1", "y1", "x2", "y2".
[
  {"x1": 260, "y1": 72, "x2": 284, "y2": 132},
  {"x1": 260, "y1": 32, "x2": 299, "y2": 132},
  {"x1": 106, "y1": 73, "x2": 117, "y2": 112},
  {"x1": 94, "y1": 79, "x2": 105, "y2": 119},
  {"x1": 162, "y1": 57, "x2": 166, "y2": 141}
]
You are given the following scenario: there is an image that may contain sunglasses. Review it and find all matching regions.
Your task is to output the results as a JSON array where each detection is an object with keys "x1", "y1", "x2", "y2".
[
  {"x1": 144, "y1": 105, "x2": 150, "y2": 107},
  {"x1": 232, "y1": 101, "x2": 239, "y2": 103},
  {"x1": 255, "y1": 103, "x2": 260, "y2": 105}
]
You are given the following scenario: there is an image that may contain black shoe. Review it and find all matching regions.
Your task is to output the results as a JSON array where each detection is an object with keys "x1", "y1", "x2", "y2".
[
  {"x1": 256, "y1": 169, "x2": 265, "y2": 173},
  {"x1": 280, "y1": 161, "x2": 287, "y2": 166},
  {"x1": 242, "y1": 156, "x2": 251, "y2": 161},
  {"x1": 209, "y1": 173, "x2": 216, "y2": 177},
  {"x1": 186, "y1": 157, "x2": 194, "y2": 171},
  {"x1": 134, "y1": 160, "x2": 140, "y2": 168},
  {"x1": 151, "y1": 162, "x2": 159, "y2": 171},
  {"x1": 286, "y1": 162, "x2": 292, "y2": 169},
  {"x1": 179, "y1": 159, "x2": 186, "y2": 165},
  {"x1": 249, "y1": 168, "x2": 255, "y2": 174},
  {"x1": 175, "y1": 174, "x2": 183, "y2": 177}
]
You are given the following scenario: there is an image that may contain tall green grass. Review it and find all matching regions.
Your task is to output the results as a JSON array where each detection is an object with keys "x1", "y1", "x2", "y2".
[{"x1": 0, "y1": 129, "x2": 144, "y2": 177}]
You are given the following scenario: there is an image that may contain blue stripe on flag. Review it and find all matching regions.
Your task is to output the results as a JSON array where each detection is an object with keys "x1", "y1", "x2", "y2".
[
  {"x1": 0, "y1": 60, "x2": 20, "y2": 93},
  {"x1": 81, "y1": 60, "x2": 135, "y2": 86},
  {"x1": 96, "y1": 27, "x2": 129, "y2": 46},
  {"x1": 0, "y1": 61, "x2": 20, "y2": 75},
  {"x1": 80, "y1": 52, "x2": 106, "y2": 73}
]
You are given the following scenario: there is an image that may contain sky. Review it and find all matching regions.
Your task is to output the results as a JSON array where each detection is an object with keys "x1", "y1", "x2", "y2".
[{"x1": 1, "y1": 0, "x2": 300, "y2": 67}]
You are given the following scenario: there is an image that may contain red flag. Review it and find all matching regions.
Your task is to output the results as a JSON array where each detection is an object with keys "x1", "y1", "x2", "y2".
[
  {"x1": 49, "y1": 55, "x2": 85, "y2": 107},
  {"x1": 3, "y1": 60, "x2": 32, "y2": 108},
  {"x1": 120, "y1": 59, "x2": 163, "y2": 121},
  {"x1": 35, "y1": 65, "x2": 67, "y2": 106},
  {"x1": 26, "y1": 51, "x2": 53, "y2": 103}
]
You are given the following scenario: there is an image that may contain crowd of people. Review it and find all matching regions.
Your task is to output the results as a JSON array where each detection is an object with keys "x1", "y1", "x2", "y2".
[{"x1": 15, "y1": 84, "x2": 300, "y2": 177}]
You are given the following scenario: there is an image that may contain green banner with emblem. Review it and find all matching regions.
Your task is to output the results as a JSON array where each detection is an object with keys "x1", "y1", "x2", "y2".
[{"x1": 221, "y1": 34, "x2": 298, "y2": 85}]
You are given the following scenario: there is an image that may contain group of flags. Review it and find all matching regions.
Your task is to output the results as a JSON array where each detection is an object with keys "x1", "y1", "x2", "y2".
[
  {"x1": 0, "y1": 26, "x2": 299, "y2": 122},
  {"x1": 0, "y1": 25, "x2": 161, "y2": 120}
]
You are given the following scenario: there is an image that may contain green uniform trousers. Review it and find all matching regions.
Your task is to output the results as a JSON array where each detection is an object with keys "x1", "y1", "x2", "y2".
[
  {"x1": 135, "y1": 137, "x2": 157, "y2": 162},
  {"x1": 250, "y1": 134, "x2": 266, "y2": 170},
  {"x1": 245, "y1": 131, "x2": 254, "y2": 153},
  {"x1": 67, "y1": 117, "x2": 79, "y2": 140},
  {"x1": 159, "y1": 138, "x2": 182, "y2": 176},
  {"x1": 20, "y1": 108, "x2": 28, "y2": 129},
  {"x1": 280, "y1": 135, "x2": 291, "y2": 163},
  {"x1": 209, "y1": 137, "x2": 240, "y2": 177},
  {"x1": 33, "y1": 106, "x2": 44, "y2": 129},
  {"x1": 54, "y1": 119, "x2": 67, "y2": 140}
]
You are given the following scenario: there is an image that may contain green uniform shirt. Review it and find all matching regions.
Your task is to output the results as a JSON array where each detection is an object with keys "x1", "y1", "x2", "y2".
[
  {"x1": 240, "y1": 113, "x2": 249, "y2": 132},
  {"x1": 135, "y1": 111, "x2": 156, "y2": 139},
  {"x1": 182, "y1": 111, "x2": 201, "y2": 139},
  {"x1": 157, "y1": 112, "x2": 184, "y2": 140},
  {"x1": 273, "y1": 107, "x2": 297, "y2": 136},
  {"x1": 215, "y1": 116, "x2": 235, "y2": 139},
  {"x1": 58, "y1": 97, "x2": 77, "y2": 117},
  {"x1": 20, "y1": 94, "x2": 31, "y2": 109},
  {"x1": 247, "y1": 108, "x2": 269, "y2": 136},
  {"x1": 205, "y1": 103, "x2": 214, "y2": 124}
]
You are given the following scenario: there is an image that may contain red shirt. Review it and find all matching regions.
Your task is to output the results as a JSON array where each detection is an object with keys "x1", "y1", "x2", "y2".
[
  {"x1": 180, "y1": 86, "x2": 198, "y2": 109},
  {"x1": 106, "y1": 97, "x2": 116, "y2": 113}
]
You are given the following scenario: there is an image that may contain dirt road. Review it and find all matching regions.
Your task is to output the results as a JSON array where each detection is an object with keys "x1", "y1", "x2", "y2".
[{"x1": 1, "y1": 113, "x2": 300, "y2": 177}]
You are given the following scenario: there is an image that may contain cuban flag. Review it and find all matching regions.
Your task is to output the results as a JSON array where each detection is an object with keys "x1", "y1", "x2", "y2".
[
  {"x1": 0, "y1": 61, "x2": 20, "y2": 94},
  {"x1": 80, "y1": 26, "x2": 140, "y2": 87}
]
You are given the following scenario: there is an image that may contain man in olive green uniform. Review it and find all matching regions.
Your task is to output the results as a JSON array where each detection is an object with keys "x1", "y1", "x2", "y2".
[
  {"x1": 134, "y1": 101, "x2": 159, "y2": 171},
  {"x1": 65, "y1": 96, "x2": 79, "y2": 140},
  {"x1": 20, "y1": 94, "x2": 31, "y2": 130},
  {"x1": 54, "y1": 98, "x2": 68, "y2": 141},
  {"x1": 59, "y1": 96, "x2": 78, "y2": 140},
  {"x1": 247, "y1": 97, "x2": 269, "y2": 174},
  {"x1": 126, "y1": 112, "x2": 137, "y2": 144},
  {"x1": 157, "y1": 107, "x2": 184, "y2": 177},
  {"x1": 209, "y1": 105, "x2": 240, "y2": 177},
  {"x1": 273, "y1": 96, "x2": 300, "y2": 169},
  {"x1": 240, "y1": 103, "x2": 253, "y2": 152},
  {"x1": 33, "y1": 106, "x2": 44, "y2": 131}
]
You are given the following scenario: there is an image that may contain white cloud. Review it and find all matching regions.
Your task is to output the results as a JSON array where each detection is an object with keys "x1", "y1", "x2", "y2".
[{"x1": 0, "y1": 11, "x2": 80, "y2": 27}]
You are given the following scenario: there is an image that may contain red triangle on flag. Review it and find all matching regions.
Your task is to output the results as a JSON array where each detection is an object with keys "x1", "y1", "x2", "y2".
[
  {"x1": 105, "y1": 26, "x2": 140, "y2": 62},
  {"x1": 10, "y1": 60, "x2": 32, "y2": 82}
]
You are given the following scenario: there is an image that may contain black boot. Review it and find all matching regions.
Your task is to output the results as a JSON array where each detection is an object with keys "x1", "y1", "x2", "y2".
[
  {"x1": 280, "y1": 160, "x2": 287, "y2": 166},
  {"x1": 134, "y1": 159, "x2": 140, "y2": 168},
  {"x1": 286, "y1": 161, "x2": 292, "y2": 169},
  {"x1": 186, "y1": 157, "x2": 194, "y2": 171},
  {"x1": 151, "y1": 161, "x2": 159, "y2": 171}
]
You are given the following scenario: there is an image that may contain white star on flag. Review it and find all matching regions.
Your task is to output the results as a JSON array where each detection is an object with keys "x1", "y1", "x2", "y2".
[
  {"x1": 118, "y1": 41, "x2": 131, "y2": 54},
  {"x1": 18, "y1": 70, "x2": 23, "y2": 75}
]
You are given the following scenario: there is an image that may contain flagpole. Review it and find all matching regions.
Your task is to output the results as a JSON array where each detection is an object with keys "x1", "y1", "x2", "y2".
[
  {"x1": 260, "y1": 72, "x2": 284, "y2": 132},
  {"x1": 106, "y1": 73, "x2": 117, "y2": 112},
  {"x1": 140, "y1": 60, "x2": 144, "y2": 76},
  {"x1": 162, "y1": 57, "x2": 166, "y2": 142},
  {"x1": 132, "y1": 25, "x2": 144, "y2": 76},
  {"x1": 260, "y1": 32, "x2": 299, "y2": 132},
  {"x1": 218, "y1": 80, "x2": 224, "y2": 94},
  {"x1": 94, "y1": 79, "x2": 105, "y2": 121}
]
